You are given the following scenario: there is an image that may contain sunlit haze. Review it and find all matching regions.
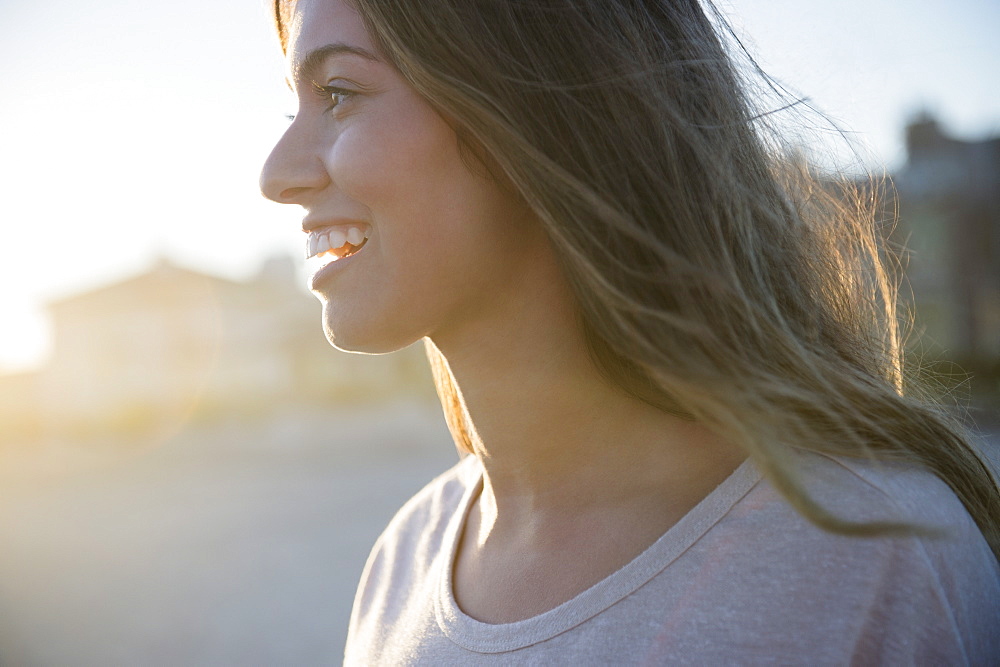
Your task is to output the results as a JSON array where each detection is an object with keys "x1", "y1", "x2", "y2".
[{"x1": 1, "y1": 0, "x2": 998, "y2": 370}]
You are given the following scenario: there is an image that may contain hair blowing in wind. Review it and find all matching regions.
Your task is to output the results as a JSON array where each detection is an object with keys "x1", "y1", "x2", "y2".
[{"x1": 273, "y1": 0, "x2": 1000, "y2": 559}]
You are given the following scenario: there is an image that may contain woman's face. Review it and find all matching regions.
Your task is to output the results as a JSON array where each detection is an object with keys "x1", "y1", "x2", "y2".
[{"x1": 260, "y1": 0, "x2": 543, "y2": 354}]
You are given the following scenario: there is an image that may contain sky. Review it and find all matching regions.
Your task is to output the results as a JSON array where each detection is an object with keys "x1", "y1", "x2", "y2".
[{"x1": 1, "y1": 0, "x2": 998, "y2": 371}]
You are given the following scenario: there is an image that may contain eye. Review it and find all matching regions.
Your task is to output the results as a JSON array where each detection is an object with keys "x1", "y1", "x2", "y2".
[{"x1": 312, "y1": 81, "x2": 354, "y2": 113}]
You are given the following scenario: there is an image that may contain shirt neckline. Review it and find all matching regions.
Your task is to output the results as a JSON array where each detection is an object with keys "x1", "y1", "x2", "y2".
[{"x1": 433, "y1": 456, "x2": 763, "y2": 653}]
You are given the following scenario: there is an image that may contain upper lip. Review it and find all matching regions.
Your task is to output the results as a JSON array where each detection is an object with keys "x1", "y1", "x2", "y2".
[{"x1": 301, "y1": 217, "x2": 369, "y2": 234}]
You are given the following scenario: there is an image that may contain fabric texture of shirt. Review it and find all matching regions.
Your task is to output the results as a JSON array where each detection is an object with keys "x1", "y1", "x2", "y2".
[{"x1": 344, "y1": 453, "x2": 1000, "y2": 665}]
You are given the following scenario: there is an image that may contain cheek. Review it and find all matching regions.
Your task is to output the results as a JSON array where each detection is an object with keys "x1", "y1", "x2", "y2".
[
  {"x1": 324, "y1": 95, "x2": 460, "y2": 205},
  {"x1": 322, "y1": 126, "x2": 385, "y2": 201},
  {"x1": 324, "y1": 99, "x2": 527, "y2": 277}
]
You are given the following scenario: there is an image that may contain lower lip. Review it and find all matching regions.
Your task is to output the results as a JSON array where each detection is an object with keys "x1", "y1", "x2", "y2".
[{"x1": 308, "y1": 246, "x2": 366, "y2": 292}]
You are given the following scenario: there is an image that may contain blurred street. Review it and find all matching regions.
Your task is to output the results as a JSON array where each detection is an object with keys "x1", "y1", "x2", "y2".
[{"x1": 0, "y1": 402, "x2": 455, "y2": 665}]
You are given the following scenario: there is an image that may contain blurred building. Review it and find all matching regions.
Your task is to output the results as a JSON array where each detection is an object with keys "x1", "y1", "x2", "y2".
[
  {"x1": 895, "y1": 114, "x2": 1000, "y2": 365},
  {"x1": 0, "y1": 256, "x2": 433, "y2": 439}
]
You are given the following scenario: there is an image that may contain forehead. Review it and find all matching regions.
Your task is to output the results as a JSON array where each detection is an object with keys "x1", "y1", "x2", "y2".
[{"x1": 286, "y1": 0, "x2": 375, "y2": 71}]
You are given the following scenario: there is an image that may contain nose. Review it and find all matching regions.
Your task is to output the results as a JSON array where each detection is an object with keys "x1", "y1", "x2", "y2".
[{"x1": 259, "y1": 121, "x2": 331, "y2": 204}]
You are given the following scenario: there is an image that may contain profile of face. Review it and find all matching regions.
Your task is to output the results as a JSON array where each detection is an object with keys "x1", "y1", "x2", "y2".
[{"x1": 260, "y1": 0, "x2": 546, "y2": 355}]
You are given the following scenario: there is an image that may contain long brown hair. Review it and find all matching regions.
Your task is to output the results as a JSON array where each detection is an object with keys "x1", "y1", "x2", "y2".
[{"x1": 272, "y1": 0, "x2": 1000, "y2": 557}]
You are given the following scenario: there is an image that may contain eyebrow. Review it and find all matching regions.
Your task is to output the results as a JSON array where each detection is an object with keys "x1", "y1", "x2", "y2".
[{"x1": 291, "y1": 42, "x2": 380, "y2": 86}]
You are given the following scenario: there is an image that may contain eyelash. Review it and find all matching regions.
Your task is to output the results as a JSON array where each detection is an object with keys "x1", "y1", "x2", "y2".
[{"x1": 312, "y1": 82, "x2": 354, "y2": 112}]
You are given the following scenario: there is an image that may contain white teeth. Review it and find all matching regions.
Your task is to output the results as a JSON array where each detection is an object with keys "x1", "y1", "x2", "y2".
[
  {"x1": 329, "y1": 228, "x2": 347, "y2": 250},
  {"x1": 316, "y1": 233, "x2": 332, "y2": 255},
  {"x1": 305, "y1": 224, "x2": 370, "y2": 261}
]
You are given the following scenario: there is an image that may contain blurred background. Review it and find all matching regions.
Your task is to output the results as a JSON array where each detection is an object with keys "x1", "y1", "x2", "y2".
[{"x1": 0, "y1": 0, "x2": 997, "y2": 663}]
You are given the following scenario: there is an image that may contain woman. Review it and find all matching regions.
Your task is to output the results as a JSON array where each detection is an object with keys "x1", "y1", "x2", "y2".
[{"x1": 260, "y1": 0, "x2": 1000, "y2": 663}]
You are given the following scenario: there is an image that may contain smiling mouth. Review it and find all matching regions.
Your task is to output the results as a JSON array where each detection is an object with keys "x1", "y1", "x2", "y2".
[{"x1": 305, "y1": 224, "x2": 371, "y2": 265}]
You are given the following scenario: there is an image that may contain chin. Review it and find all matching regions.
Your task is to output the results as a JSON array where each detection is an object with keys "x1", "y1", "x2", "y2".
[{"x1": 321, "y1": 307, "x2": 419, "y2": 356}]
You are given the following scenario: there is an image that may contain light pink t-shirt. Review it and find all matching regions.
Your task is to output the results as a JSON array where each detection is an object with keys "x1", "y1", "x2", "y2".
[{"x1": 345, "y1": 454, "x2": 1000, "y2": 665}]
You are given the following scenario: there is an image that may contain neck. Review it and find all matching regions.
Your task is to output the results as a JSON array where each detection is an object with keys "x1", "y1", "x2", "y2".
[{"x1": 428, "y1": 244, "x2": 744, "y2": 543}]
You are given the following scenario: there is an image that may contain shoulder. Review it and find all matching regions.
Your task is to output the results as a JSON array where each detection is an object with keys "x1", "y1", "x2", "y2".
[
  {"x1": 375, "y1": 453, "x2": 481, "y2": 557},
  {"x1": 347, "y1": 455, "x2": 480, "y2": 620},
  {"x1": 345, "y1": 456, "x2": 481, "y2": 661},
  {"x1": 728, "y1": 453, "x2": 998, "y2": 591},
  {"x1": 705, "y1": 454, "x2": 1000, "y2": 663},
  {"x1": 733, "y1": 452, "x2": 987, "y2": 536}
]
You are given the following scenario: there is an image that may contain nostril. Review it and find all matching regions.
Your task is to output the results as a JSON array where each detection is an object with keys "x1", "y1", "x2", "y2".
[{"x1": 278, "y1": 186, "x2": 313, "y2": 202}]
